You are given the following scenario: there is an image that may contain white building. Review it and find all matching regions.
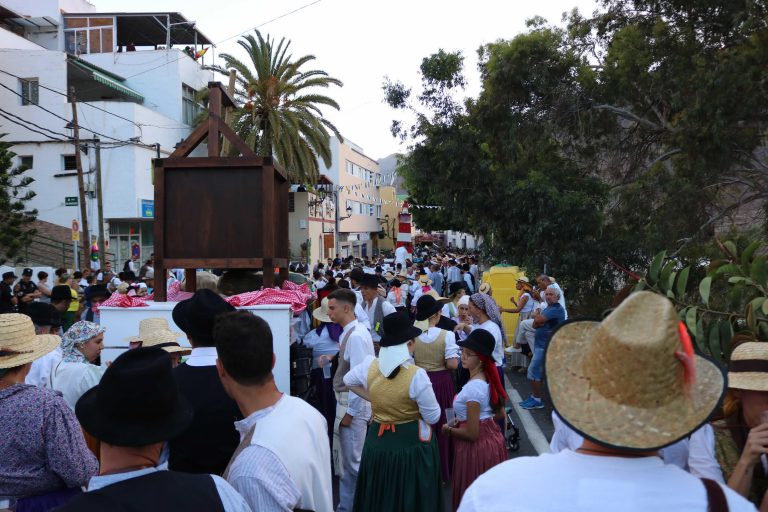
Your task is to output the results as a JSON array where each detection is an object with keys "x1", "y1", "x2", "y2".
[{"x1": 0, "y1": 0, "x2": 213, "y2": 266}]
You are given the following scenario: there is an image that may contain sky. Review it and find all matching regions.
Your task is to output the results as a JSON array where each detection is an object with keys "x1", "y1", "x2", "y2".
[{"x1": 96, "y1": 0, "x2": 599, "y2": 160}]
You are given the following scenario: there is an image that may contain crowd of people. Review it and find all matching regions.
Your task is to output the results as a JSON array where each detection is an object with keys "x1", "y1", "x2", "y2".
[{"x1": 0, "y1": 247, "x2": 767, "y2": 511}]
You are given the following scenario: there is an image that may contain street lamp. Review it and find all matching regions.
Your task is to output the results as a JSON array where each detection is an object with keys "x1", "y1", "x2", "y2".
[
  {"x1": 378, "y1": 214, "x2": 395, "y2": 239},
  {"x1": 341, "y1": 205, "x2": 353, "y2": 220}
]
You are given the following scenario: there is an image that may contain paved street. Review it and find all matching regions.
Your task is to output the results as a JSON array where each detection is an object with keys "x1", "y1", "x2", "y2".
[{"x1": 504, "y1": 366, "x2": 555, "y2": 459}]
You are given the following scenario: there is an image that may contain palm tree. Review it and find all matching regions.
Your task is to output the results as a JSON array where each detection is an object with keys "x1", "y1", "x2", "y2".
[{"x1": 210, "y1": 31, "x2": 343, "y2": 183}]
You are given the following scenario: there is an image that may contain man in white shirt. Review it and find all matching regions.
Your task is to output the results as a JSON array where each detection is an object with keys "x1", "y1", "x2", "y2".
[
  {"x1": 359, "y1": 274, "x2": 396, "y2": 346},
  {"x1": 394, "y1": 245, "x2": 409, "y2": 270},
  {"x1": 327, "y1": 288, "x2": 374, "y2": 512},
  {"x1": 446, "y1": 259, "x2": 461, "y2": 284},
  {"x1": 459, "y1": 291, "x2": 753, "y2": 512},
  {"x1": 216, "y1": 312, "x2": 333, "y2": 512}
]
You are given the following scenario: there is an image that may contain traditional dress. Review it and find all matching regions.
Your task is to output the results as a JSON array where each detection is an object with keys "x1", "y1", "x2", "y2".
[
  {"x1": 344, "y1": 356, "x2": 443, "y2": 511},
  {"x1": 450, "y1": 379, "x2": 507, "y2": 509},
  {"x1": 413, "y1": 327, "x2": 459, "y2": 482}
]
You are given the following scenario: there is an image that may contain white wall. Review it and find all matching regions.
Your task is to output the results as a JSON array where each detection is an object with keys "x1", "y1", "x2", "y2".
[
  {"x1": 2, "y1": 0, "x2": 95, "y2": 18},
  {"x1": 0, "y1": 27, "x2": 44, "y2": 50}
]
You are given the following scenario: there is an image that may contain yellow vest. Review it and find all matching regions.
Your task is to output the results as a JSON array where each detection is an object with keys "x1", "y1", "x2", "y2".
[
  {"x1": 367, "y1": 359, "x2": 420, "y2": 424},
  {"x1": 413, "y1": 329, "x2": 448, "y2": 372}
]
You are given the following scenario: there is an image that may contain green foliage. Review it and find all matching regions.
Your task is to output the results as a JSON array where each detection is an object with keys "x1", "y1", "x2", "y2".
[
  {"x1": 384, "y1": 0, "x2": 768, "y2": 316},
  {"x1": 0, "y1": 137, "x2": 37, "y2": 264},
  {"x1": 636, "y1": 239, "x2": 768, "y2": 362},
  {"x1": 208, "y1": 31, "x2": 343, "y2": 183}
]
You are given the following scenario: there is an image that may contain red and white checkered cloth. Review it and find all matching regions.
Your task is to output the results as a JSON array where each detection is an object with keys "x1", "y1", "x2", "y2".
[
  {"x1": 225, "y1": 281, "x2": 316, "y2": 313},
  {"x1": 98, "y1": 292, "x2": 149, "y2": 308}
]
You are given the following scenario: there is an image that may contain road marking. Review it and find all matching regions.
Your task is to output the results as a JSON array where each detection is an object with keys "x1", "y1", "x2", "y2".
[{"x1": 506, "y1": 382, "x2": 551, "y2": 455}]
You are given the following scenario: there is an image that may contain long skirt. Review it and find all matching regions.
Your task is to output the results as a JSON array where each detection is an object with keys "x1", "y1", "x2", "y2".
[
  {"x1": 451, "y1": 418, "x2": 508, "y2": 511},
  {"x1": 427, "y1": 369, "x2": 455, "y2": 482},
  {"x1": 353, "y1": 420, "x2": 443, "y2": 512},
  {"x1": 309, "y1": 367, "x2": 336, "y2": 444}
]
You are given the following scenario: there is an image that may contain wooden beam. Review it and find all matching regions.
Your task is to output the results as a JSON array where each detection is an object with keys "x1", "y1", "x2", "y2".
[
  {"x1": 207, "y1": 86, "x2": 221, "y2": 157},
  {"x1": 153, "y1": 162, "x2": 166, "y2": 301},
  {"x1": 215, "y1": 115, "x2": 258, "y2": 157},
  {"x1": 160, "y1": 156, "x2": 267, "y2": 168},
  {"x1": 169, "y1": 121, "x2": 209, "y2": 158},
  {"x1": 208, "y1": 81, "x2": 236, "y2": 109}
]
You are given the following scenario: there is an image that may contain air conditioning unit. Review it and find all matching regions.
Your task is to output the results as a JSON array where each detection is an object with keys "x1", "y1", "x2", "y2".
[{"x1": 299, "y1": 219, "x2": 307, "y2": 229}]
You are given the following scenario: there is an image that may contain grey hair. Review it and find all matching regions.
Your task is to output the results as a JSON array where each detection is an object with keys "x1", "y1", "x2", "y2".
[
  {"x1": 546, "y1": 285, "x2": 561, "y2": 299},
  {"x1": 537, "y1": 274, "x2": 552, "y2": 283}
]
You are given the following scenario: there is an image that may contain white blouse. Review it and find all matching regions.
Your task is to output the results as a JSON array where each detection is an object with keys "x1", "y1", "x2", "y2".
[
  {"x1": 49, "y1": 360, "x2": 106, "y2": 410},
  {"x1": 343, "y1": 355, "x2": 441, "y2": 425},
  {"x1": 417, "y1": 327, "x2": 460, "y2": 359},
  {"x1": 453, "y1": 379, "x2": 495, "y2": 421}
]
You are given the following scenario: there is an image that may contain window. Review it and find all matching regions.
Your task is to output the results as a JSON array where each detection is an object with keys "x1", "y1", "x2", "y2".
[
  {"x1": 63, "y1": 155, "x2": 77, "y2": 171},
  {"x1": 346, "y1": 161, "x2": 353, "y2": 175},
  {"x1": 288, "y1": 192, "x2": 295, "y2": 212},
  {"x1": 20, "y1": 78, "x2": 39, "y2": 106},
  {"x1": 19, "y1": 156, "x2": 33, "y2": 169},
  {"x1": 368, "y1": 204, "x2": 374, "y2": 217},
  {"x1": 376, "y1": 205, "x2": 381, "y2": 219},
  {"x1": 64, "y1": 16, "x2": 114, "y2": 55},
  {"x1": 182, "y1": 84, "x2": 202, "y2": 125}
]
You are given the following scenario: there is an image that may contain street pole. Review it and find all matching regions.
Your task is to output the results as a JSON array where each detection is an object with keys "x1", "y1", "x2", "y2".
[
  {"x1": 69, "y1": 86, "x2": 90, "y2": 269},
  {"x1": 94, "y1": 138, "x2": 105, "y2": 269},
  {"x1": 334, "y1": 189, "x2": 340, "y2": 258}
]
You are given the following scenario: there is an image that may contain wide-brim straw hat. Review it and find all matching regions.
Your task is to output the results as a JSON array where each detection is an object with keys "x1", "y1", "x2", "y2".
[
  {"x1": 141, "y1": 329, "x2": 191, "y2": 356},
  {"x1": 728, "y1": 342, "x2": 768, "y2": 391},
  {"x1": 546, "y1": 291, "x2": 725, "y2": 451},
  {"x1": 479, "y1": 282, "x2": 491, "y2": 294},
  {"x1": 418, "y1": 275, "x2": 433, "y2": 286},
  {"x1": 125, "y1": 317, "x2": 183, "y2": 342},
  {"x1": 425, "y1": 290, "x2": 450, "y2": 305},
  {"x1": 313, "y1": 297, "x2": 332, "y2": 323},
  {"x1": 0, "y1": 313, "x2": 60, "y2": 369}
]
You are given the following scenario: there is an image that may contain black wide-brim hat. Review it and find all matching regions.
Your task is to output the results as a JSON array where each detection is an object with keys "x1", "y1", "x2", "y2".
[
  {"x1": 457, "y1": 328, "x2": 495, "y2": 358},
  {"x1": 415, "y1": 294, "x2": 443, "y2": 321},
  {"x1": 24, "y1": 302, "x2": 61, "y2": 327},
  {"x1": 172, "y1": 288, "x2": 235, "y2": 342},
  {"x1": 380, "y1": 312, "x2": 422, "y2": 347},
  {"x1": 76, "y1": 347, "x2": 193, "y2": 447},
  {"x1": 358, "y1": 273, "x2": 379, "y2": 289},
  {"x1": 449, "y1": 281, "x2": 467, "y2": 297}
]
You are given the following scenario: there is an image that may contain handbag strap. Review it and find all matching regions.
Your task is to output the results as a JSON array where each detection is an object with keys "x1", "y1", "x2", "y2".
[{"x1": 700, "y1": 478, "x2": 729, "y2": 512}]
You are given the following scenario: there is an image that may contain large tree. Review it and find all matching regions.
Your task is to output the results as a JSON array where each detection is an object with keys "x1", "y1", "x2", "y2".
[
  {"x1": 211, "y1": 31, "x2": 343, "y2": 183},
  {"x1": 0, "y1": 137, "x2": 37, "y2": 264},
  {"x1": 385, "y1": 0, "x2": 768, "y2": 314}
]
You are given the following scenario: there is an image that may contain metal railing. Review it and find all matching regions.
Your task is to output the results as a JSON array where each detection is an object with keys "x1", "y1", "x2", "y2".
[{"x1": 20, "y1": 233, "x2": 115, "y2": 270}]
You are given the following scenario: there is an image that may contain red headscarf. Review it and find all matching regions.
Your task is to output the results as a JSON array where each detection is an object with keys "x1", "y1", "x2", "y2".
[{"x1": 478, "y1": 353, "x2": 508, "y2": 411}]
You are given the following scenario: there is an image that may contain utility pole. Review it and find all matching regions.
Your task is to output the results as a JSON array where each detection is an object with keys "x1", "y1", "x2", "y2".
[
  {"x1": 69, "y1": 86, "x2": 90, "y2": 268},
  {"x1": 221, "y1": 68, "x2": 237, "y2": 156},
  {"x1": 94, "y1": 138, "x2": 105, "y2": 269}
]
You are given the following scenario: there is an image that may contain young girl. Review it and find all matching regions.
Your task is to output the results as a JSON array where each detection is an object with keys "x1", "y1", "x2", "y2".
[{"x1": 443, "y1": 328, "x2": 508, "y2": 510}]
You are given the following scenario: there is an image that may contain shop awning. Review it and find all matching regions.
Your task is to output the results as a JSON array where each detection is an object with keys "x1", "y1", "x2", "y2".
[{"x1": 68, "y1": 58, "x2": 144, "y2": 103}]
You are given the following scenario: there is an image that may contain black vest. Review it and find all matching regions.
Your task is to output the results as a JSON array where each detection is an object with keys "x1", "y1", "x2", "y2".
[
  {"x1": 54, "y1": 471, "x2": 225, "y2": 512},
  {"x1": 169, "y1": 363, "x2": 243, "y2": 475}
]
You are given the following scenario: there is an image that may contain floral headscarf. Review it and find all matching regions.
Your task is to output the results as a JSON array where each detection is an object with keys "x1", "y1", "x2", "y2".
[
  {"x1": 61, "y1": 321, "x2": 105, "y2": 363},
  {"x1": 469, "y1": 293, "x2": 507, "y2": 344}
]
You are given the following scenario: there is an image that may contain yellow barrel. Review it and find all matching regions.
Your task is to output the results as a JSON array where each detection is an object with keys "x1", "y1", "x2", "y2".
[{"x1": 480, "y1": 265, "x2": 528, "y2": 347}]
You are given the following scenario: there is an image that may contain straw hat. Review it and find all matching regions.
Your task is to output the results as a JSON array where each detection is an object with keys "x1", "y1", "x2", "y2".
[
  {"x1": 141, "y1": 329, "x2": 191, "y2": 356},
  {"x1": 0, "y1": 313, "x2": 60, "y2": 369},
  {"x1": 546, "y1": 291, "x2": 725, "y2": 451},
  {"x1": 728, "y1": 342, "x2": 768, "y2": 392},
  {"x1": 479, "y1": 282, "x2": 491, "y2": 294},
  {"x1": 125, "y1": 317, "x2": 183, "y2": 342},
  {"x1": 418, "y1": 274, "x2": 432, "y2": 286},
  {"x1": 313, "y1": 297, "x2": 332, "y2": 323}
]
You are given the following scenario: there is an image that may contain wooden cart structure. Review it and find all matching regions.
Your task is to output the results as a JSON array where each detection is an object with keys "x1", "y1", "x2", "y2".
[{"x1": 152, "y1": 82, "x2": 289, "y2": 301}]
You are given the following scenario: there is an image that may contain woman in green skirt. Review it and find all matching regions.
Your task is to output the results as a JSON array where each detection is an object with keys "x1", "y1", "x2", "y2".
[{"x1": 344, "y1": 312, "x2": 443, "y2": 511}]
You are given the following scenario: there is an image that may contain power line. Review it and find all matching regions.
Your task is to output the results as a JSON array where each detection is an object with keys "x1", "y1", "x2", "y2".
[
  {"x1": 0, "y1": 107, "x2": 70, "y2": 139},
  {"x1": 0, "y1": 110, "x2": 66, "y2": 141}
]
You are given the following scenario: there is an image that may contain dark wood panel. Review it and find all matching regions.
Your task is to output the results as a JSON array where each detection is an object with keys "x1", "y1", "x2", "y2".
[
  {"x1": 165, "y1": 258, "x2": 266, "y2": 268},
  {"x1": 160, "y1": 157, "x2": 269, "y2": 168}
]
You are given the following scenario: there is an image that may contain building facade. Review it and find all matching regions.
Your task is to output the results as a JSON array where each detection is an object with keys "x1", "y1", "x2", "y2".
[{"x1": 0, "y1": 0, "x2": 213, "y2": 267}]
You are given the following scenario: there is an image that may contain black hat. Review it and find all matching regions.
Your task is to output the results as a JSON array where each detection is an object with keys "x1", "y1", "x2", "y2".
[
  {"x1": 2, "y1": 271, "x2": 16, "y2": 280},
  {"x1": 21, "y1": 268, "x2": 33, "y2": 277},
  {"x1": 172, "y1": 288, "x2": 235, "y2": 342},
  {"x1": 75, "y1": 347, "x2": 193, "y2": 447},
  {"x1": 358, "y1": 273, "x2": 379, "y2": 289},
  {"x1": 449, "y1": 281, "x2": 467, "y2": 297},
  {"x1": 51, "y1": 285, "x2": 73, "y2": 302},
  {"x1": 388, "y1": 279, "x2": 402, "y2": 288},
  {"x1": 415, "y1": 294, "x2": 443, "y2": 321},
  {"x1": 457, "y1": 328, "x2": 495, "y2": 358},
  {"x1": 85, "y1": 284, "x2": 110, "y2": 301},
  {"x1": 375, "y1": 266, "x2": 383, "y2": 273},
  {"x1": 24, "y1": 302, "x2": 62, "y2": 327},
  {"x1": 379, "y1": 312, "x2": 422, "y2": 347}
]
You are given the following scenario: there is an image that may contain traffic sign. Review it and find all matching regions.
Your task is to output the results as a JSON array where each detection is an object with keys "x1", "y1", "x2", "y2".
[{"x1": 65, "y1": 196, "x2": 78, "y2": 206}]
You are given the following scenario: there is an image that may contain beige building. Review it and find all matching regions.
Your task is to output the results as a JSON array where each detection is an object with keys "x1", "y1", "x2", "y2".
[{"x1": 288, "y1": 177, "x2": 336, "y2": 265}]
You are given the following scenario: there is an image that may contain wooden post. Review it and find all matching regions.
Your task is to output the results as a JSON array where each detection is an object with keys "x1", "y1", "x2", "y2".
[
  {"x1": 221, "y1": 69, "x2": 237, "y2": 157},
  {"x1": 94, "y1": 138, "x2": 105, "y2": 269},
  {"x1": 69, "y1": 86, "x2": 90, "y2": 269}
]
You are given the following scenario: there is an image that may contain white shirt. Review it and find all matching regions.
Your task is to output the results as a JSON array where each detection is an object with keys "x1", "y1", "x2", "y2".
[
  {"x1": 472, "y1": 320, "x2": 503, "y2": 366},
  {"x1": 363, "y1": 297, "x2": 397, "y2": 342},
  {"x1": 417, "y1": 327, "x2": 459, "y2": 359},
  {"x1": 454, "y1": 379, "x2": 494, "y2": 421},
  {"x1": 447, "y1": 266, "x2": 461, "y2": 283},
  {"x1": 86, "y1": 463, "x2": 251, "y2": 512},
  {"x1": 228, "y1": 397, "x2": 302, "y2": 512},
  {"x1": 344, "y1": 355, "x2": 441, "y2": 425},
  {"x1": 550, "y1": 282, "x2": 568, "y2": 320},
  {"x1": 463, "y1": 273, "x2": 475, "y2": 293},
  {"x1": 353, "y1": 302, "x2": 371, "y2": 331},
  {"x1": 341, "y1": 320, "x2": 374, "y2": 420},
  {"x1": 395, "y1": 246, "x2": 409, "y2": 268},
  {"x1": 302, "y1": 326, "x2": 340, "y2": 369},
  {"x1": 26, "y1": 347, "x2": 63, "y2": 388},
  {"x1": 185, "y1": 346, "x2": 218, "y2": 367},
  {"x1": 442, "y1": 301, "x2": 459, "y2": 319},
  {"x1": 458, "y1": 450, "x2": 754, "y2": 512},
  {"x1": 49, "y1": 360, "x2": 106, "y2": 410},
  {"x1": 387, "y1": 289, "x2": 406, "y2": 308},
  {"x1": 549, "y1": 413, "x2": 724, "y2": 482}
]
